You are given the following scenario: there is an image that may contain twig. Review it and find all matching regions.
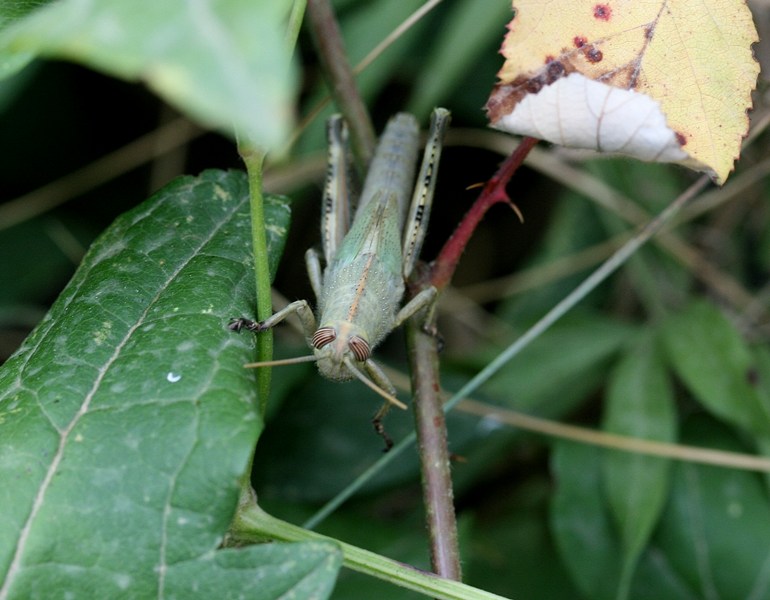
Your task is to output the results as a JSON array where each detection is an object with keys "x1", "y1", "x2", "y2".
[
  {"x1": 400, "y1": 136, "x2": 538, "y2": 580},
  {"x1": 406, "y1": 307, "x2": 461, "y2": 580},
  {"x1": 305, "y1": 0, "x2": 375, "y2": 170}
]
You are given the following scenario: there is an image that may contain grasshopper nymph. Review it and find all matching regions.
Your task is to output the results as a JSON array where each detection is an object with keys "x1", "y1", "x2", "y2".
[{"x1": 231, "y1": 108, "x2": 450, "y2": 412}]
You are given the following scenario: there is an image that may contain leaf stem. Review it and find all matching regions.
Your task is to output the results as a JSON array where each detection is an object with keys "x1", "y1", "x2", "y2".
[
  {"x1": 306, "y1": 0, "x2": 375, "y2": 170},
  {"x1": 232, "y1": 498, "x2": 509, "y2": 600}
]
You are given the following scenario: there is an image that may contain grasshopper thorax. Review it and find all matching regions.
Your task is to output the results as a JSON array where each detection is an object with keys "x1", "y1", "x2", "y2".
[{"x1": 311, "y1": 323, "x2": 370, "y2": 381}]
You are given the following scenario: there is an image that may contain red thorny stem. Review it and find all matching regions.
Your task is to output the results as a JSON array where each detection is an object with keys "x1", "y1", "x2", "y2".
[{"x1": 430, "y1": 136, "x2": 538, "y2": 290}]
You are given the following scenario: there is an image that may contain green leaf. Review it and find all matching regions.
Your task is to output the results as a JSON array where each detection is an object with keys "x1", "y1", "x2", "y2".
[
  {"x1": 0, "y1": 170, "x2": 296, "y2": 598},
  {"x1": 655, "y1": 416, "x2": 770, "y2": 600},
  {"x1": 166, "y1": 542, "x2": 342, "y2": 600},
  {"x1": 602, "y1": 333, "x2": 676, "y2": 599},
  {"x1": 661, "y1": 300, "x2": 770, "y2": 436},
  {"x1": 0, "y1": 0, "x2": 296, "y2": 147},
  {"x1": 551, "y1": 441, "x2": 621, "y2": 600},
  {"x1": 551, "y1": 441, "x2": 701, "y2": 600},
  {"x1": 0, "y1": 1, "x2": 48, "y2": 32}
]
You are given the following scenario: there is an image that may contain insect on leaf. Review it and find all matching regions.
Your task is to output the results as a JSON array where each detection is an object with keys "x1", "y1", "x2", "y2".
[{"x1": 486, "y1": 0, "x2": 760, "y2": 184}]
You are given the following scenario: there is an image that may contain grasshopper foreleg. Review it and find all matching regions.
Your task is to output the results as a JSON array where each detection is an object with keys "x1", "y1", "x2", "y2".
[{"x1": 229, "y1": 300, "x2": 318, "y2": 346}]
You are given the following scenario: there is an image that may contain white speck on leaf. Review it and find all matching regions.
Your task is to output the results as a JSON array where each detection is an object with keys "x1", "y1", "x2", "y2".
[{"x1": 167, "y1": 372, "x2": 182, "y2": 383}]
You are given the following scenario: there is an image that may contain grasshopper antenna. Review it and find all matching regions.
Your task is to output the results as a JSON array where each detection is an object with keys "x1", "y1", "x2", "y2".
[
  {"x1": 243, "y1": 355, "x2": 407, "y2": 411},
  {"x1": 243, "y1": 355, "x2": 318, "y2": 368},
  {"x1": 342, "y1": 357, "x2": 407, "y2": 410}
]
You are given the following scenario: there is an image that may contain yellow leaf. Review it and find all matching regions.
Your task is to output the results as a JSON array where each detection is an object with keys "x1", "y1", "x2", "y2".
[{"x1": 486, "y1": 0, "x2": 760, "y2": 184}]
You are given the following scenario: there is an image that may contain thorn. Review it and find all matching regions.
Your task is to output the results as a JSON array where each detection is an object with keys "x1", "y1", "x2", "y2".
[{"x1": 509, "y1": 200, "x2": 525, "y2": 223}]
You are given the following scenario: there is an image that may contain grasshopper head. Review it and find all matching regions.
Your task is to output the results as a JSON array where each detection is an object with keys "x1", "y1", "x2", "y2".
[{"x1": 311, "y1": 324, "x2": 370, "y2": 381}]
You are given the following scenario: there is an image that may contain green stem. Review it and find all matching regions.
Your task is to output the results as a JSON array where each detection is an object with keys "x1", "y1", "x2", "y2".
[
  {"x1": 238, "y1": 143, "x2": 273, "y2": 414},
  {"x1": 232, "y1": 500, "x2": 510, "y2": 600}
]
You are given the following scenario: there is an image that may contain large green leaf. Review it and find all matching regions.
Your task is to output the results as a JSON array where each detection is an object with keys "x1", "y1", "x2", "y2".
[
  {"x1": 601, "y1": 333, "x2": 676, "y2": 599},
  {"x1": 0, "y1": 170, "x2": 322, "y2": 599},
  {"x1": 0, "y1": 0, "x2": 296, "y2": 147}
]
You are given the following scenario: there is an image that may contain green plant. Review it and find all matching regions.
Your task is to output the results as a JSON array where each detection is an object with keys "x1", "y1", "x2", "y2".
[{"x1": 2, "y1": 1, "x2": 769, "y2": 599}]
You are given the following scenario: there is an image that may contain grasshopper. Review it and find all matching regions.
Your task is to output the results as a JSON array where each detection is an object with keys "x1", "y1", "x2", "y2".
[{"x1": 231, "y1": 108, "x2": 450, "y2": 412}]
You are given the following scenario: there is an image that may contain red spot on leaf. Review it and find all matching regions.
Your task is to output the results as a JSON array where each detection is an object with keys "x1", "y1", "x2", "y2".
[
  {"x1": 594, "y1": 4, "x2": 612, "y2": 20},
  {"x1": 573, "y1": 36, "x2": 587, "y2": 48},
  {"x1": 675, "y1": 131, "x2": 687, "y2": 146},
  {"x1": 585, "y1": 46, "x2": 603, "y2": 63}
]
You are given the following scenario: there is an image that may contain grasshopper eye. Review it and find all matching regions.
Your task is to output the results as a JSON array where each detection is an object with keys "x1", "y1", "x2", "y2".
[
  {"x1": 348, "y1": 336, "x2": 371, "y2": 362},
  {"x1": 312, "y1": 327, "x2": 336, "y2": 349}
]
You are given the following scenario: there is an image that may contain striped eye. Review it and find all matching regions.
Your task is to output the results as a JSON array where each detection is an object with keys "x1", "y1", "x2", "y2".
[
  {"x1": 348, "y1": 336, "x2": 371, "y2": 362},
  {"x1": 312, "y1": 327, "x2": 336, "y2": 349}
]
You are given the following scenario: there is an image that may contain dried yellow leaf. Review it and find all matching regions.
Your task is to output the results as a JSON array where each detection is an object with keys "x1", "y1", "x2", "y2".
[{"x1": 487, "y1": 0, "x2": 760, "y2": 184}]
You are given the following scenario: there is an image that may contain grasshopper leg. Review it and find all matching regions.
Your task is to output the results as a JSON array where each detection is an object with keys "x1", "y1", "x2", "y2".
[
  {"x1": 402, "y1": 108, "x2": 451, "y2": 279},
  {"x1": 305, "y1": 248, "x2": 324, "y2": 302},
  {"x1": 372, "y1": 403, "x2": 394, "y2": 452},
  {"x1": 229, "y1": 300, "x2": 318, "y2": 346},
  {"x1": 392, "y1": 286, "x2": 438, "y2": 329},
  {"x1": 228, "y1": 317, "x2": 259, "y2": 332}
]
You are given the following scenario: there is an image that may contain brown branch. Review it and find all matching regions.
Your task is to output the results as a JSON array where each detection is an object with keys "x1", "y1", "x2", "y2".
[
  {"x1": 306, "y1": 0, "x2": 375, "y2": 170},
  {"x1": 400, "y1": 136, "x2": 538, "y2": 580},
  {"x1": 406, "y1": 306, "x2": 461, "y2": 581}
]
